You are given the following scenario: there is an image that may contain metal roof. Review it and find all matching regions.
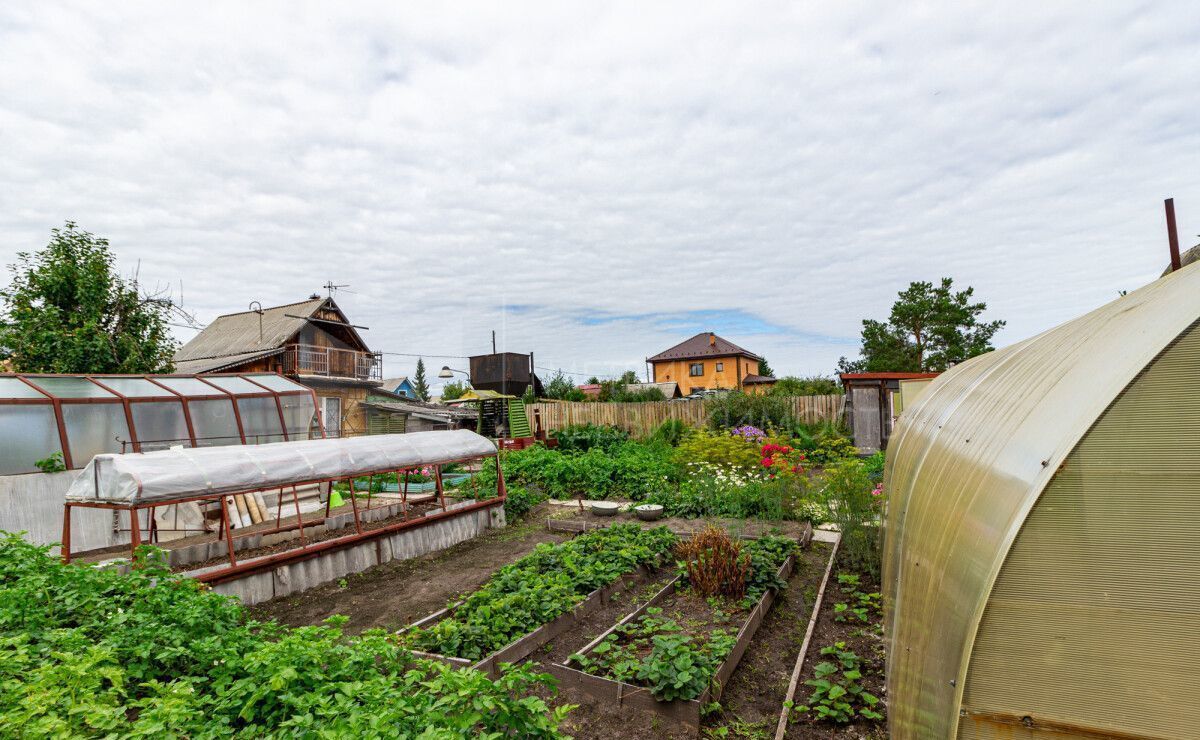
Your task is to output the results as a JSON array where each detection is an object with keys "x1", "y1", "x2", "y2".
[
  {"x1": 882, "y1": 262, "x2": 1200, "y2": 737},
  {"x1": 740, "y1": 374, "x2": 776, "y2": 385},
  {"x1": 362, "y1": 399, "x2": 477, "y2": 419},
  {"x1": 646, "y1": 332, "x2": 763, "y2": 362},
  {"x1": 173, "y1": 348, "x2": 285, "y2": 374},
  {"x1": 175, "y1": 298, "x2": 323, "y2": 364}
]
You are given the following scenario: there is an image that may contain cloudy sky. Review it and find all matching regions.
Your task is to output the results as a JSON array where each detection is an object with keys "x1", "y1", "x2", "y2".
[{"x1": 2, "y1": 2, "x2": 1198, "y2": 387}]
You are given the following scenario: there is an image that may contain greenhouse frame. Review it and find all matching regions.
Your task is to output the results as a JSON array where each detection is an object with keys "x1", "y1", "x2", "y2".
[
  {"x1": 882, "y1": 263, "x2": 1200, "y2": 739},
  {"x1": 0, "y1": 372, "x2": 321, "y2": 475},
  {"x1": 62, "y1": 430, "x2": 506, "y2": 577}
]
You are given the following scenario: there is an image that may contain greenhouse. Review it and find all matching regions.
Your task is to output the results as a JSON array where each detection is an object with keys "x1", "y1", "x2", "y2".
[
  {"x1": 0, "y1": 373, "x2": 320, "y2": 475},
  {"x1": 882, "y1": 263, "x2": 1200, "y2": 738}
]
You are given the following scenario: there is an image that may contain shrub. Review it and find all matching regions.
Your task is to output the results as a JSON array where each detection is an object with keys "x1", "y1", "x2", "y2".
[
  {"x1": 768, "y1": 375, "x2": 841, "y2": 397},
  {"x1": 550, "y1": 423, "x2": 629, "y2": 453},
  {"x1": 675, "y1": 430, "x2": 761, "y2": 472},
  {"x1": 0, "y1": 535, "x2": 571, "y2": 738},
  {"x1": 504, "y1": 485, "x2": 548, "y2": 519},
  {"x1": 674, "y1": 527, "x2": 749, "y2": 600},
  {"x1": 819, "y1": 459, "x2": 883, "y2": 578},
  {"x1": 706, "y1": 391, "x2": 795, "y2": 430},
  {"x1": 488, "y1": 441, "x2": 681, "y2": 500},
  {"x1": 647, "y1": 418, "x2": 690, "y2": 447}
]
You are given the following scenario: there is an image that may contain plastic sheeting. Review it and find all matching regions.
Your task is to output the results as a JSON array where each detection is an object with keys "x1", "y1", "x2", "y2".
[{"x1": 65, "y1": 430, "x2": 498, "y2": 505}]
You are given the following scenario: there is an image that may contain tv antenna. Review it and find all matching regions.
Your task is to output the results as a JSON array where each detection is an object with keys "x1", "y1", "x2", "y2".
[{"x1": 323, "y1": 281, "x2": 352, "y2": 298}]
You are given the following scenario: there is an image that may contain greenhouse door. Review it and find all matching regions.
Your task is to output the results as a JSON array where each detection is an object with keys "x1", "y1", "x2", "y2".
[{"x1": 322, "y1": 397, "x2": 342, "y2": 437}]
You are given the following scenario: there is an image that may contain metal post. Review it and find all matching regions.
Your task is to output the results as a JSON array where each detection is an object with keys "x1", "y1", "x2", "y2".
[
  {"x1": 435, "y1": 465, "x2": 447, "y2": 512},
  {"x1": 348, "y1": 479, "x2": 364, "y2": 534},
  {"x1": 219, "y1": 496, "x2": 237, "y2": 566},
  {"x1": 129, "y1": 508, "x2": 142, "y2": 564},
  {"x1": 291, "y1": 485, "x2": 307, "y2": 545},
  {"x1": 61, "y1": 503, "x2": 72, "y2": 564},
  {"x1": 401, "y1": 469, "x2": 409, "y2": 519},
  {"x1": 1166, "y1": 198, "x2": 1183, "y2": 272}
]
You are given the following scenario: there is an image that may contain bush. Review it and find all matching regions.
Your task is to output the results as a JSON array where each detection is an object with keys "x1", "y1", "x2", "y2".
[
  {"x1": 504, "y1": 485, "x2": 548, "y2": 519},
  {"x1": 647, "y1": 418, "x2": 690, "y2": 447},
  {"x1": 0, "y1": 535, "x2": 571, "y2": 738},
  {"x1": 706, "y1": 391, "x2": 795, "y2": 430},
  {"x1": 768, "y1": 375, "x2": 841, "y2": 397},
  {"x1": 674, "y1": 526, "x2": 749, "y2": 600},
  {"x1": 819, "y1": 459, "x2": 883, "y2": 579},
  {"x1": 675, "y1": 430, "x2": 762, "y2": 472},
  {"x1": 550, "y1": 423, "x2": 629, "y2": 453},
  {"x1": 791, "y1": 420, "x2": 858, "y2": 466}
]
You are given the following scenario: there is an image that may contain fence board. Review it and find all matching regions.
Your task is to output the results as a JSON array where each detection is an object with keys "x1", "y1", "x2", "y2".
[{"x1": 525, "y1": 395, "x2": 844, "y2": 438}]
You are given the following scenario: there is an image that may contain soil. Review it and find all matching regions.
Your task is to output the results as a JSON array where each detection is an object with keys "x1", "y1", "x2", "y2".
[
  {"x1": 783, "y1": 548, "x2": 888, "y2": 740},
  {"x1": 702, "y1": 541, "x2": 832, "y2": 739},
  {"x1": 548, "y1": 508, "x2": 815, "y2": 541},
  {"x1": 524, "y1": 540, "x2": 832, "y2": 740},
  {"x1": 248, "y1": 507, "x2": 572, "y2": 634}
]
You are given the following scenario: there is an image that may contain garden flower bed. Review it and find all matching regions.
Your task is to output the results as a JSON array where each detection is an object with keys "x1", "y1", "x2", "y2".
[
  {"x1": 397, "y1": 524, "x2": 677, "y2": 677},
  {"x1": 550, "y1": 529, "x2": 809, "y2": 731}
]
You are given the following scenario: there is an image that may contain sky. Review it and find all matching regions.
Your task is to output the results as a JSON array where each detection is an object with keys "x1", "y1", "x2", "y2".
[{"x1": 2, "y1": 2, "x2": 1198, "y2": 388}]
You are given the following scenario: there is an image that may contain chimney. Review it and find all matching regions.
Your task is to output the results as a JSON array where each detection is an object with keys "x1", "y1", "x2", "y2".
[{"x1": 708, "y1": 332, "x2": 716, "y2": 346}]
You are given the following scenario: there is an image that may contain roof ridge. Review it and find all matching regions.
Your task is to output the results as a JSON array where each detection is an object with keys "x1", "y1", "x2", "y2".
[{"x1": 211, "y1": 297, "x2": 325, "y2": 320}]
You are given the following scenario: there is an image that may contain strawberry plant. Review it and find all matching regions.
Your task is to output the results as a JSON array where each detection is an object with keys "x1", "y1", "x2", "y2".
[
  {"x1": 797, "y1": 642, "x2": 883, "y2": 723},
  {"x1": 405, "y1": 524, "x2": 677, "y2": 660}
]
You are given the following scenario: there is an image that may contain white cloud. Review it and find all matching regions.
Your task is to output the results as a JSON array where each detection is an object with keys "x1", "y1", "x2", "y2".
[{"x1": 1, "y1": 1, "x2": 1198, "y2": 383}]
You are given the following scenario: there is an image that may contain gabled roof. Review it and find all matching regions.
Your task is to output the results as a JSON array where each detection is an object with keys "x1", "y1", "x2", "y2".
[
  {"x1": 741, "y1": 374, "x2": 777, "y2": 385},
  {"x1": 381, "y1": 376, "x2": 411, "y2": 388},
  {"x1": 623, "y1": 381, "x2": 681, "y2": 398},
  {"x1": 647, "y1": 332, "x2": 763, "y2": 363},
  {"x1": 175, "y1": 297, "x2": 369, "y2": 367}
]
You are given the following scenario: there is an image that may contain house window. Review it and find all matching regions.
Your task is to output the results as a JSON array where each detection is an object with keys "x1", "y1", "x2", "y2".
[
  {"x1": 715, "y1": 362, "x2": 724, "y2": 372},
  {"x1": 689, "y1": 363, "x2": 704, "y2": 377}
]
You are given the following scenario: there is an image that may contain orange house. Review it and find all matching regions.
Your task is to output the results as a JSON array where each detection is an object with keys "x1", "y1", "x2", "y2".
[{"x1": 647, "y1": 332, "x2": 776, "y2": 396}]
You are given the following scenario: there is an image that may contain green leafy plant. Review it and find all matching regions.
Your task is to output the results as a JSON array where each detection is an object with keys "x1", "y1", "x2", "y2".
[
  {"x1": 705, "y1": 391, "x2": 795, "y2": 431},
  {"x1": 33, "y1": 452, "x2": 66, "y2": 473},
  {"x1": 503, "y1": 485, "x2": 548, "y2": 519},
  {"x1": 797, "y1": 643, "x2": 882, "y2": 723},
  {"x1": 550, "y1": 423, "x2": 629, "y2": 453},
  {"x1": 0, "y1": 534, "x2": 572, "y2": 737},
  {"x1": 404, "y1": 525, "x2": 677, "y2": 660}
]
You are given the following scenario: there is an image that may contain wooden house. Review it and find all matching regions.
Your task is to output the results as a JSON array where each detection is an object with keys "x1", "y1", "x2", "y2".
[
  {"x1": 379, "y1": 376, "x2": 418, "y2": 399},
  {"x1": 174, "y1": 296, "x2": 382, "y2": 438},
  {"x1": 646, "y1": 332, "x2": 774, "y2": 396}
]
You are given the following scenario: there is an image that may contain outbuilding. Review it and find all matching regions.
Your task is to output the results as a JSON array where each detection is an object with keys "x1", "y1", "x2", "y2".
[{"x1": 882, "y1": 263, "x2": 1200, "y2": 738}]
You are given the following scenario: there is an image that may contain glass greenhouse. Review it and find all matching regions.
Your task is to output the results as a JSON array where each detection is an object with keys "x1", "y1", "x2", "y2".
[{"x1": 0, "y1": 373, "x2": 320, "y2": 475}]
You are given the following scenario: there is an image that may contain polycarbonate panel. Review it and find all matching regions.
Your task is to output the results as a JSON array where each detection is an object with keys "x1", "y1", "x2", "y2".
[
  {"x1": 95, "y1": 377, "x2": 171, "y2": 398},
  {"x1": 187, "y1": 398, "x2": 241, "y2": 446},
  {"x1": 243, "y1": 373, "x2": 308, "y2": 393},
  {"x1": 155, "y1": 377, "x2": 226, "y2": 396},
  {"x1": 0, "y1": 405, "x2": 63, "y2": 474},
  {"x1": 279, "y1": 394, "x2": 317, "y2": 440},
  {"x1": 0, "y1": 377, "x2": 50, "y2": 399},
  {"x1": 882, "y1": 262, "x2": 1200, "y2": 739},
  {"x1": 61, "y1": 403, "x2": 131, "y2": 465},
  {"x1": 130, "y1": 400, "x2": 191, "y2": 451},
  {"x1": 29, "y1": 376, "x2": 116, "y2": 398},
  {"x1": 959, "y1": 323, "x2": 1200, "y2": 740},
  {"x1": 236, "y1": 396, "x2": 284, "y2": 443},
  {"x1": 204, "y1": 376, "x2": 267, "y2": 395}
]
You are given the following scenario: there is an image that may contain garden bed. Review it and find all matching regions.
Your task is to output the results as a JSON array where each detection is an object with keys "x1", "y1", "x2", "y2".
[
  {"x1": 781, "y1": 545, "x2": 887, "y2": 739},
  {"x1": 549, "y1": 534, "x2": 805, "y2": 732}
]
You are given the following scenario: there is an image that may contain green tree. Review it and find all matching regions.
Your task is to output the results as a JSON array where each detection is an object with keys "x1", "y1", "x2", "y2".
[
  {"x1": 756, "y1": 356, "x2": 775, "y2": 377},
  {"x1": 412, "y1": 358, "x2": 431, "y2": 401},
  {"x1": 0, "y1": 222, "x2": 177, "y2": 373},
  {"x1": 838, "y1": 277, "x2": 1005, "y2": 373},
  {"x1": 440, "y1": 380, "x2": 468, "y2": 401},
  {"x1": 618, "y1": 369, "x2": 640, "y2": 384},
  {"x1": 768, "y1": 375, "x2": 841, "y2": 396},
  {"x1": 543, "y1": 370, "x2": 585, "y2": 401}
]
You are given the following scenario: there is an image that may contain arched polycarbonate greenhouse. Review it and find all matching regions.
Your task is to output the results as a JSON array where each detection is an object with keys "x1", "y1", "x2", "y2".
[
  {"x1": 0, "y1": 373, "x2": 320, "y2": 474},
  {"x1": 883, "y1": 263, "x2": 1200, "y2": 739}
]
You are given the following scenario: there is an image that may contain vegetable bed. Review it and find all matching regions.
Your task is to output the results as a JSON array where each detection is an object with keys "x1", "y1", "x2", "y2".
[
  {"x1": 551, "y1": 532, "x2": 803, "y2": 731},
  {"x1": 398, "y1": 524, "x2": 677, "y2": 677}
]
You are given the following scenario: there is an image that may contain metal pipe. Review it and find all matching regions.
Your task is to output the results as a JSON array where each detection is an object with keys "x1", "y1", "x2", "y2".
[
  {"x1": 61, "y1": 503, "x2": 72, "y2": 564},
  {"x1": 1166, "y1": 198, "x2": 1182, "y2": 272}
]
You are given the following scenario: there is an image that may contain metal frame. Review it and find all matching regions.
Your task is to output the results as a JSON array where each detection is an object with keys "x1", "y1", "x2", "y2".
[
  {"x1": 0, "y1": 372, "x2": 322, "y2": 472},
  {"x1": 61, "y1": 451, "x2": 506, "y2": 583}
]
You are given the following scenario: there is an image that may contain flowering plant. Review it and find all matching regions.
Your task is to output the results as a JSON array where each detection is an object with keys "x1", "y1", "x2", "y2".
[
  {"x1": 759, "y1": 442, "x2": 807, "y2": 478},
  {"x1": 730, "y1": 425, "x2": 767, "y2": 442}
]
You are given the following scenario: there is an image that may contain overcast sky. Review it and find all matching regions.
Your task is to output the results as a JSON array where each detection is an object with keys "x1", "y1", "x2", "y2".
[{"x1": 2, "y1": 2, "x2": 1198, "y2": 386}]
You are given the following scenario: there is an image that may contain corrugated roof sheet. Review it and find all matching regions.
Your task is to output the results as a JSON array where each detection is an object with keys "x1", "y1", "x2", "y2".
[
  {"x1": 173, "y1": 348, "x2": 285, "y2": 374},
  {"x1": 647, "y1": 332, "x2": 763, "y2": 362},
  {"x1": 882, "y1": 261, "x2": 1200, "y2": 737},
  {"x1": 741, "y1": 374, "x2": 776, "y2": 384},
  {"x1": 363, "y1": 399, "x2": 477, "y2": 419},
  {"x1": 174, "y1": 298, "x2": 324, "y2": 363}
]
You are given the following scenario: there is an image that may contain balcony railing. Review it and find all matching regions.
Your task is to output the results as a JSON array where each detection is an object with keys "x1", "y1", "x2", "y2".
[{"x1": 282, "y1": 344, "x2": 382, "y2": 381}]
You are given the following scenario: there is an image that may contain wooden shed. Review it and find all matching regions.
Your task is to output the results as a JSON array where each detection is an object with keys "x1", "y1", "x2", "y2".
[
  {"x1": 882, "y1": 262, "x2": 1200, "y2": 738},
  {"x1": 840, "y1": 372, "x2": 939, "y2": 452}
]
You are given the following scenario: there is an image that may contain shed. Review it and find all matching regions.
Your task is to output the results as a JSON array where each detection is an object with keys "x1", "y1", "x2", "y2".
[
  {"x1": 839, "y1": 372, "x2": 939, "y2": 452},
  {"x1": 882, "y1": 262, "x2": 1200, "y2": 739}
]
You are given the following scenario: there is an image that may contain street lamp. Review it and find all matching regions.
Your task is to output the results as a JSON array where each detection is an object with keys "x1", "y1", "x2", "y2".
[{"x1": 438, "y1": 365, "x2": 470, "y2": 380}]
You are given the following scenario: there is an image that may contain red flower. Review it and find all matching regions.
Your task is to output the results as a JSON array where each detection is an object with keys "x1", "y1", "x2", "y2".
[{"x1": 761, "y1": 458, "x2": 773, "y2": 467}]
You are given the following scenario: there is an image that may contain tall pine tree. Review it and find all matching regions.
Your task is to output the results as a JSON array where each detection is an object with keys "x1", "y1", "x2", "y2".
[{"x1": 412, "y1": 358, "x2": 431, "y2": 401}]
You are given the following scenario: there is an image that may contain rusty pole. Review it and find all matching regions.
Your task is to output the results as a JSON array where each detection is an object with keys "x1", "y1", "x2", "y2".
[{"x1": 1165, "y1": 198, "x2": 1182, "y2": 272}]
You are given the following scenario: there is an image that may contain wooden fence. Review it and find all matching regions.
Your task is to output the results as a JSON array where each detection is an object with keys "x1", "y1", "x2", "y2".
[{"x1": 525, "y1": 395, "x2": 845, "y2": 438}]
